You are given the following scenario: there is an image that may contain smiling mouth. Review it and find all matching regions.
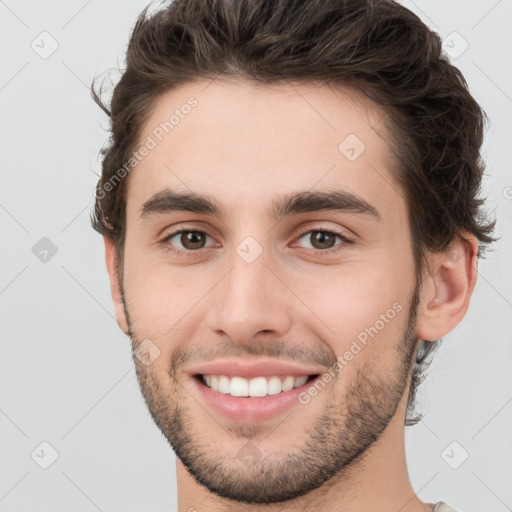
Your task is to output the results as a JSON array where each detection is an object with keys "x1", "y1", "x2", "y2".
[{"x1": 194, "y1": 373, "x2": 319, "y2": 398}]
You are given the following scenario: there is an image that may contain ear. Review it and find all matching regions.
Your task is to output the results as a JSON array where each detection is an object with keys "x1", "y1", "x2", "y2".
[
  {"x1": 416, "y1": 234, "x2": 479, "y2": 342},
  {"x1": 104, "y1": 235, "x2": 129, "y2": 335}
]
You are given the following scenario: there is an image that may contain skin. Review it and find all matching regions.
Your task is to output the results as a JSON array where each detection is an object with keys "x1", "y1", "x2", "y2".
[{"x1": 104, "y1": 79, "x2": 478, "y2": 512}]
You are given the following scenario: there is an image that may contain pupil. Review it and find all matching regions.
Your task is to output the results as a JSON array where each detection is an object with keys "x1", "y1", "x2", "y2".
[
  {"x1": 183, "y1": 231, "x2": 204, "y2": 249},
  {"x1": 313, "y1": 231, "x2": 334, "y2": 249}
]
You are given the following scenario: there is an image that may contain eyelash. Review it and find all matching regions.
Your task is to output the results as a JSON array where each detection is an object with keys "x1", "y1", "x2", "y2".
[{"x1": 161, "y1": 227, "x2": 352, "y2": 257}]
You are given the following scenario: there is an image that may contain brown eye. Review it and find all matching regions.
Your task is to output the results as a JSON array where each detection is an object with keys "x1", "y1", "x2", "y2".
[
  {"x1": 165, "y1": 230, "x2": 213, "y2": 253},
  {"x1": 311, "y1": 231, "x2": 336, "y2": 249},
  {"x1": 180, "y1": 231, "x2": 206, "y2": 250},
  {"x1": 299, "y1": 229, "x2": 351, "y2": 255},
  {"x1": 299, "y1": 230, "x2": 342, "y2": 250}
]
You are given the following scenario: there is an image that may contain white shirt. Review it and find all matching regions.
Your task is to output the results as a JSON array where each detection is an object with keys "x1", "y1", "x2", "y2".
[{"x1": 433, "y1": 502, "x2": 459, "y2": 512}]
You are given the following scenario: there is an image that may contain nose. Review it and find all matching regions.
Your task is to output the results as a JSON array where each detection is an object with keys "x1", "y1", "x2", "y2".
[{"x1": 205, "y1": 249, "x2": 293, "y2": 344}]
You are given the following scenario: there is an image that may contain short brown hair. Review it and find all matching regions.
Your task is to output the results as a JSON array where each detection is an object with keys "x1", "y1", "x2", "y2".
[{"x1": 91, "y1": 0, "x2": 497, "y2": 425}]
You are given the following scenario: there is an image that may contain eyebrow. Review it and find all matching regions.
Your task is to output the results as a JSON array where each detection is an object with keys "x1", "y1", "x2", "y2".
[{"x1": 139, "y1": 188, "x2": 382, "y2": 222}]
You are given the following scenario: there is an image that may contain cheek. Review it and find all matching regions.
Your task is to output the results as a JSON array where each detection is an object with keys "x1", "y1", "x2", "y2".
[
  {"x1": 122, "y1": 252, "x2": 212, "y2": 341},
  {"x1": 291, "y1": 257, "x2": 413, "y2": 359}
]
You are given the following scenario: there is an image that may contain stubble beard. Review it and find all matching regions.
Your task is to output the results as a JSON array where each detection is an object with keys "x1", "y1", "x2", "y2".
[{"x1": 124, "y1": 282, "x2": 421, "y2": 505}]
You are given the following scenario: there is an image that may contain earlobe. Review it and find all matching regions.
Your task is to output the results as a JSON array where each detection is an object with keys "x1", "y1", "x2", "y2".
[
  {"x1": 103, "y1": 236, "x2": 130, "y2": 335},
  {"x1": 415, "y1": 234, "x2": 479, "y2": 342}
]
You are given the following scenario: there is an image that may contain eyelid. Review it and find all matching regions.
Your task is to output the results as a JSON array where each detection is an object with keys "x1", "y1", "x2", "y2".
[
  {"x1": 292, "y1": 221, "x2": 353, "y2": 241},
  {"x1": 159, "y1": 220, "x2": 216, "y2": 238}
]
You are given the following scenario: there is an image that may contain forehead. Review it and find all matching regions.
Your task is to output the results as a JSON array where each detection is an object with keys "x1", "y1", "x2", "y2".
[{"x1": 126, "y1": 78, "x2": 404, "y2": 220}]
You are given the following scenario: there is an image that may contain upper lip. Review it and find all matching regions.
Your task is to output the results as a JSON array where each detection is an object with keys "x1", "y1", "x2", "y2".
[{"x1": 189, "y1": 358, "x2": 323, "y2": 379}]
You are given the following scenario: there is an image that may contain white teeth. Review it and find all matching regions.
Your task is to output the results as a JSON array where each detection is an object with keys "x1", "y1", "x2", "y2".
[
  {"x1": 230, "y1": 376, "x2": 249, "y2": 397},
  {"x1": 248, "y1": 376, "x2": 267, "y2": 397},
  {"x1": 281, "y1": 376, "x2": 295, "y2": 392},
  {"x1": 294, "y1": 376, "x2": 308, "y2": 387},
  {"x1": 202, "y1": 374, "x2": 311, "y2": 397},
  {"x1": 218, "y1": 375, "x2": 231, "y2": 394},
  {"x1": 267, "y1": 376, "x2": 282, "y2": 395}
]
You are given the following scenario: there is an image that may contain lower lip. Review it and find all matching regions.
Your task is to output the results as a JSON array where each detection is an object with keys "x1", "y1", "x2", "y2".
[{"x1": 191, "y1": 375, "x2": 320, "y2": 423}]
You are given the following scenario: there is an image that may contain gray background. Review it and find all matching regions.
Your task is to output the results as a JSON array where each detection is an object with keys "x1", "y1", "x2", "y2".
[{"x1": 0, "y1": 1, "x2": 511, "y2": 511}]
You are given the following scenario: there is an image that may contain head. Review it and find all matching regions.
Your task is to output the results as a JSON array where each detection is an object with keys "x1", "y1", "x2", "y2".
[{"x1": 91, "y1": 0, "x2": 497, "y2": 505}]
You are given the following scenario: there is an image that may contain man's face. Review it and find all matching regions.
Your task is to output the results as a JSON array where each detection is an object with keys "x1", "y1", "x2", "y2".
[{"x1": 116, "y1": 80, "x2": 423, "y2": 503}]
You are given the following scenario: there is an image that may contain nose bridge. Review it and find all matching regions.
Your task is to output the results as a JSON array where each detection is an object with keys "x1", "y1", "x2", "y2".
[{"x1": 206, "y1": 243, "x2": 291, "y2": 342}]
